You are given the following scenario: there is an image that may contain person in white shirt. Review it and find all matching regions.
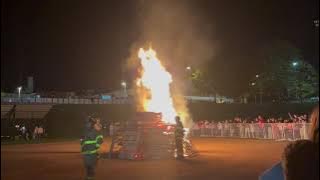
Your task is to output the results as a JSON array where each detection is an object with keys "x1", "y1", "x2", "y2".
[
  {"x1": 20, "y1": 125, "x2": 28, "y2": 141},
  {"x1": 244, "y1": 120, "x2": 250, "y2": 138},
  {"x1": 250, "y1": 121, "x2": 255, "y2": 138},
  {"x1": 20, "y1": 125, "x2": 26, "y2": 134},
  {"x1": 192, "y1": 123, "x2": 200, "y2": 137},
  {"x1": 204, "y1": 121, "x2": 210, "y2": 136},
  {"x1": 278, "y1": 122, "x2": 285, "y2": 140},
  {"x1": 210, "y1": 122, "x2": 216, "y2": 136},
  {"x1": 218, "y1": 122, "x2": 223, "y2": 137},
  {"x1": 38, "y1": 126, "x2": 44, "y2": 140},
  {"x1": 230, "y1": 120, "x2": 235, "y2": 137},
  {"x1": 33, "y1": 125, "x2": 39, "y2": 140},
  {"x1": 267, "y1": 120, "x2": 273, "y2": 139},
  {"x1": 239, "y1": 119, "x2": 244, "y2": 138},
  {"x1": 224, "y1": 120, "x2": 229, "y2": 137}
]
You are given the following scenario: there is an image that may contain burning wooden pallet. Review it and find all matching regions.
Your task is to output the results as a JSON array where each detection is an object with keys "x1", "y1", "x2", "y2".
[{"x1": 108, "y1": 112, "x2": 197, "y2": 160}]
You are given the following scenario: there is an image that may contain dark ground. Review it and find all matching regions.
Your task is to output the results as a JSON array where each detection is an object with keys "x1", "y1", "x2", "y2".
[{"x1": 1, "y1": 138, "x2": 288, "y2": 180}]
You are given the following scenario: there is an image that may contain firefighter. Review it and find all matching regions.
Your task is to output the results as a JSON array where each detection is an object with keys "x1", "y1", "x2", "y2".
[
  {"x1": 81, "y1": 115, "x2": 103, "y2": 180},
  {"x1": 175, "y1": 116, "x2": 185, "y2": 160}
]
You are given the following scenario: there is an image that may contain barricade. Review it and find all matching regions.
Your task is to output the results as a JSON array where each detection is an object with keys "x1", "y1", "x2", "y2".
[{"x1": 190, "y1": 123, "x2": 311, "y2": 141}]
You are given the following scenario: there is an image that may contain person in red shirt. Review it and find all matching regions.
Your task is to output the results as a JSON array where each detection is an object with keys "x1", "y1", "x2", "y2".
[
  {"x1": 258, "y1": 115, "x2": 265, "y2": 123},
  {"x1": 257, "y1": 115, "x2": 266, "y2": 138}
]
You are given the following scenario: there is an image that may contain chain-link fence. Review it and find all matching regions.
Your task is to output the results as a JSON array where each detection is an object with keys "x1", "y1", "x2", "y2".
[{"x1": 190, "y1": 123, "x2": 311, "y2": 141}]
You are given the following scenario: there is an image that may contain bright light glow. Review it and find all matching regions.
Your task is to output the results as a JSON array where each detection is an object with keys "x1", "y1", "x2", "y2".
[
  {"x1": 314, "y1": 20, "x2": 319, "y2": 27},
  {"x1": 186, "y1": 66, "x2": 191, "y2": 70},
  {"x1": 251, "y1": 82, "x2": 256, "y2": 86},
  {"x1": 255, "y1": 74, "x2": 259, "y2": 78},
  {"x1": 17, "y1": 86, "x2": 22, "y2": 98},
  {"x1": 136, "y1": 47, "x2": 177, "y2": 124},
  {"x1": 121, "y1": 81, "x2": 127, "y2": 97},
  {"x1": 292, "y1": 62, "x2": 298, "y2": 66}
]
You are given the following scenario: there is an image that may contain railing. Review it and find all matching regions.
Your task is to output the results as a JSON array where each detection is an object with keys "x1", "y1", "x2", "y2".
[
  {"x1": 1, "y1": 96, "x2": 237, "y2": 104},
  {"x1": 190, "y1": 123, "x2": 311, "y2": 141},
  {"x1": 1, "y1": 111, "x2": 50, "y2": 119},
  {"x1": 1, "y1": 97, "x2": 132, "y2": 104}
]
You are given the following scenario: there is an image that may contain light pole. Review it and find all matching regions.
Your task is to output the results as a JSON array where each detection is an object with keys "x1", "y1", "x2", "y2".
[
  {"x1": 121, "y1": 81, "x2": 127, "y2": 97},
  {"x1": 291, "y1": 61, "x2": 299, "y2": 99},
  {"x1": 252, "y1": 81, "x2": 263, "y2": 104},
  {"x1": 250, "y1": 82, "x2": 256, "y2": 104},
  {"x1": 254, "y1": 74, "x2": 263, "y2": 104},
  {"x1": 186, "y1": 66, "x2": 192, "y2": 94},
  {"x1": 17, "y1": 86, "x2": 22, "y2": 102}
]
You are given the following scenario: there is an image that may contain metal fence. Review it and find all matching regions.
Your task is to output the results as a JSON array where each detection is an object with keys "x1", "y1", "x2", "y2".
[
  {"x1": 190, "y1": 123, "x2": 311, "y2": 141},
  {"x1": 1, "y1": 97, "x2": 131, "y2": 104}
]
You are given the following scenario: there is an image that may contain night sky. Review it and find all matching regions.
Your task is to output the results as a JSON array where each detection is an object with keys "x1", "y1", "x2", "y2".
[{"x1": 1, "y1": 0, "x2": 319, "y2": 96}]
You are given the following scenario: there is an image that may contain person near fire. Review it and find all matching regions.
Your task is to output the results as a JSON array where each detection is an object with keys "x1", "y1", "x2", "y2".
[
  {"x1": 81, "y1": 114, "x2": 103, "y2": 180},
  {"x1": 175, "y1": 116, "x2": 185, "y2": 160}
]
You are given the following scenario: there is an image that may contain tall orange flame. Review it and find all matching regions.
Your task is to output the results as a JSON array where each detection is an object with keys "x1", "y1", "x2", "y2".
[{"x1": 136, "y1": 47, "x2": 177, "y2": 124}]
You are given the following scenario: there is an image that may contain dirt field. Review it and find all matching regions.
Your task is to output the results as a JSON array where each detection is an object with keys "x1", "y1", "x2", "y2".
[{"x1": 1, "y1": 138, "x2": 288, "y2": 180}]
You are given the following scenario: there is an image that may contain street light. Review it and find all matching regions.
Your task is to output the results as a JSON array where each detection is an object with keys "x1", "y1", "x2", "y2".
[
  {"x1": 186, "y1": 66, "x2": 191, "y2": 71},
  {"x1": 255, "y1": 74, "x2": 259, "y2": 78},
  {"x1": 251, "y1": 82, "x2": 256, "y2": 86},
  {"x1": 292, "y1": 62, "x2": 298, "y2": 67},
  {"x1": 121, "y1": 81, "x2": 127, "y2": 97},
  {"x1": 17, "y1": 86, "x2": 22, "y2": 99},
  {"x1": 314, "y1": 19, "x2": 319, "y2": 27}
]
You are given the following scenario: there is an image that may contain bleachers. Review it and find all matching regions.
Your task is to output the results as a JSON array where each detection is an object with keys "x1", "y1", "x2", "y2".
[
  {"x1": 1, "y1": 104, "x2": 52, "y2": 119},
  {"x1": 1, "y1": 105, "x2": 13, "y2": 119}
]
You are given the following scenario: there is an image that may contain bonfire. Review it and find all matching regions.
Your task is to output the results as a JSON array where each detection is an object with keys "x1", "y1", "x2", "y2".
[
  {"x1": 107, "y1": 47, "x2": 195, "y2": 160},
  {"x1": 136, "y1": 47, "x2": 177, "y2": 124}
]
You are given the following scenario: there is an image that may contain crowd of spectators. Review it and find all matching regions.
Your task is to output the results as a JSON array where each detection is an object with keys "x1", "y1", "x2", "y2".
[
  {"x1": 191, "y1": 114, "x2": 310, "y2": 140},
  {"x1": 260, "y1": 106, "x2": 319, "y2": 180}
]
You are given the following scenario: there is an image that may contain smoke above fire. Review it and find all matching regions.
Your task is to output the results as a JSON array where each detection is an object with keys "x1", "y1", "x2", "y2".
[{"x1": 126, "y1": 0, "x2": 217, "y2": 127}]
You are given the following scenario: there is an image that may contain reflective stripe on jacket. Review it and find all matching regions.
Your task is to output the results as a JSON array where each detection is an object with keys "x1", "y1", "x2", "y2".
[{"x1": 81, "y1": 131, "x2": 103, "y2": 155}]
